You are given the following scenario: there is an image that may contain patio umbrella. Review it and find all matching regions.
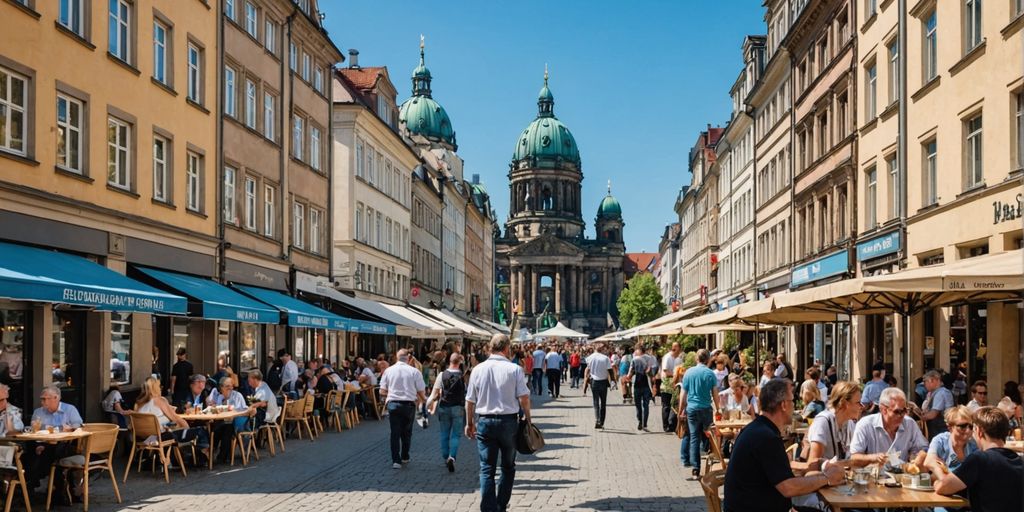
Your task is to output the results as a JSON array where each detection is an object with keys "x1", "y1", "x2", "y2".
[{"x1": 535, "y1": 322, "x2": 590, "y2": 340}]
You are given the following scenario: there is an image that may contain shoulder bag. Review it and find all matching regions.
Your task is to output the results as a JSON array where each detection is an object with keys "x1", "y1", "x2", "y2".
[{"x1": 516, "y1": 418, "x2": 545, "y2": 455}]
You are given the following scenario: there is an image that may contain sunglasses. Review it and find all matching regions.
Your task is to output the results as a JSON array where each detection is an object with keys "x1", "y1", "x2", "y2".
[
  {"x1": 888, "y1": 407, "x2": 908, "y2": 415},
  {"x1": 953, "y1": 423, "x2": 973, "y2": 430},
  {"x1": 975, "y1": 391, "x2": 988, "y2": 395}
]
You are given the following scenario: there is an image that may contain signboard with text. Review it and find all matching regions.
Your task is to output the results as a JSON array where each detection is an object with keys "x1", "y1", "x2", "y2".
[{"x1": 791, "y1": 250, "x2": 849, "y2": 287}]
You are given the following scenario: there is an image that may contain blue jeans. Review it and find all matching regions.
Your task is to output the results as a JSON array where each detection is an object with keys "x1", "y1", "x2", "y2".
[
  {"x1": 387, "y1": 401, "x2": 416, "y2": 464},
  {"x1": 633, "y1": 386, "x2": 651, "y2": 427},
  {"x1": 686, "y1": 407, "x2": 713, "y2": 474},
  {"x1": 680, "y1": 427, "x2": 691, "y2": 466},
  {"x1": 476, "y1": 414, "x2": 518, "y2": 512},
  {"x1": 531, "y1": 369, "x2": 544, "y2": 395},
  {"x1": 437, "y1": 405, "x2": 465, "y2": 460}
]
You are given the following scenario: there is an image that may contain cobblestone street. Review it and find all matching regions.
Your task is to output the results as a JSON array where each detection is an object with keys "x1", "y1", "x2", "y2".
[{"x1": 79, "y1": 385, "x2": 705, "y2": 512}]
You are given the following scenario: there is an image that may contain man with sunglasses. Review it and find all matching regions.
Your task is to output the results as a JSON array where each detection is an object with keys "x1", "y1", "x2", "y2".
[
  {"x1": 966, "y1": 380, "x2": 987, "y2": 412},
  {"x1": 850, "y1": 387, "x2": 928, "y2": 468}
]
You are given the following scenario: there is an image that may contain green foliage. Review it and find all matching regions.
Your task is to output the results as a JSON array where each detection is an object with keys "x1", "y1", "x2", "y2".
[
  {"x1": 616, "y1": 273, "x2": 667, "y2": 329},
  {"x1": 722, "y1": 330, "x2": 740, "y2": 353},
  {"x1": 670, "y1": 333, "x2": 702, "y2": 353},
  {"x1": 683, "y1": 351, "x2": 697, "y2": 368},
  {"x1": 741, "y1": 346, "x2": 755, "y2": 368}
]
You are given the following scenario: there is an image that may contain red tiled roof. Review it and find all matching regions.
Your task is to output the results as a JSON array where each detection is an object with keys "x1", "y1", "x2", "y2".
[
  {"x1": 337, "y1": 66, "x2": 387, "y2": 91},
  {"x1": 623, "y1": 252, "x2": 659, "y2": 275}
]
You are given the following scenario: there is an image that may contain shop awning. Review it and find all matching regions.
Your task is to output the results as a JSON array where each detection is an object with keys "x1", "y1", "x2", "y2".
[
  {"x1": 409, "y1": 305, "x2": 490, "y2": 340},
  {"x1": 0, "y1": 241, "x2": 186, "y2": 314},
  {"x1": 232, "y1": 284, "x2": 346, "y2": 330},
  {"x1": 295, "y1": 280, "x2": 421, "y2": 337},
  {"x1": 632, "y1": 305, "x2": 700, "y2": 336},
  {"x1": 379, "y1": 304, "x2": 458, "y2": 337},
  {"x1": 136, "y1": 267, "x2": 279, "y2": 323}
]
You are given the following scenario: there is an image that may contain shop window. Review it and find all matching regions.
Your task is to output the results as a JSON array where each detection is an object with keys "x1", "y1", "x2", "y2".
[
  {"x1": 51, "y1": 311, "x2": 85, "y2": 413},
  {"x1": 293, "y1": 327, "x2": 307, "y2": 365},
  {"x1": 239, "y1": 323, "x2": 262, "y2": 372},
  {"x1": 110, "y1": 312, "x2": 132, "y2": 385},
  {"x1": 0, "y1": 310, "x2": 29, "y2": 412},
  {"x1": 217, "y1": 321, "x2": 231, "y2": 371},
  {"x1": 959, "y1": 243, "x2": 989, "y2": 259}
]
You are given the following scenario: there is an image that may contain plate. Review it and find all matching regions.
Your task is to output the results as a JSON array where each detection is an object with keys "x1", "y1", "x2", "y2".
[{"x1": 905, "y1": 483, "x2": 935, "y2": 492}]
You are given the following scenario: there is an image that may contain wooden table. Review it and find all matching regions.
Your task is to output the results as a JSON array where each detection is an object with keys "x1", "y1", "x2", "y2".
[
  {"x1": 5, "y1": 429, "x2": 92, "y2": 444},
  {"x1": 714, "y1": 418, "x2": 752, "y2": 430},
  {"x1": 818, "y1": 484, "x2": 968, "y2": 511},
  {"x1": 179, "y1": 410, "x2": 249, "y2": 469}
]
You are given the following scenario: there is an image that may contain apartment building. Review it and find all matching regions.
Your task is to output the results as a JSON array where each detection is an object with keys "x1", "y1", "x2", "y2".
[{"x1": 677, "y1": 127, "x2": 724, "y2": 310}]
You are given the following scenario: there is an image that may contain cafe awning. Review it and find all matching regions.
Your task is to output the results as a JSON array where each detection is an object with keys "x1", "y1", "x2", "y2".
[
  {"x1": 232, "y1": 284, "x2": 346, "y2": 330},
  {"x1": 409, "y1": 305, "x2": 490, "y2": 340},
  {"x1": 378, "y1": 304, "x2": 457, "y2": 337},
  {"x1": 0, "y1": 241, "x2": 186, "y2": 314},
  {"x1": 632, "y1": 305, "x2": 700, "y2": 336},
  {"x1": 293, "y1": 279, "x2": 406, "y2": 336},
  {"x1": 135, "y1": 267, "x2": 279, "y2": 323}
]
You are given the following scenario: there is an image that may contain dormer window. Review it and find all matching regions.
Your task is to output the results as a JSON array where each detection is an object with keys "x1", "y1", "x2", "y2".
[{"x1": 377, "y1": 94, "x2": 392, "y2": 126}]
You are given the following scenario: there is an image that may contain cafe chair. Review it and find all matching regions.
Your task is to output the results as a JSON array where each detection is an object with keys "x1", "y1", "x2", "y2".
[
  {"x1": 703, "y1": 428, "x2": 728, "y2": 474},
  {"x1": 699, "y1": 469, "x2": 725, "y2": 512},
  {"x1": 230, "y1": 415, "x2": 257, "y2": 467},
  {"x1": 302, "y1": 394, "x2": 320, "y2": 439},
  {"x1": 342, "y1": 389, "x2": 360, "y2": 428},
  {"x1": 362, "y1": 385, "x2": 383, "y2": 420},
  {"x1": 282, "y1": 394, "x2": 315, "y2": 441},
  {"x1": 123, "y1": 413, "x2": 187, "y2": 484},
  {"x1": 324, "y1": 391, "x2": 345, "y2": 433},
  {"x1": 256, "y1": 401, "x2": 285, "y2": 456},
  {"x1": 0, "y1": 442, "x2": 32, "y2": 512},
  {"x1": 46, "y1": 423, "x2": 120, "y2": 512}
]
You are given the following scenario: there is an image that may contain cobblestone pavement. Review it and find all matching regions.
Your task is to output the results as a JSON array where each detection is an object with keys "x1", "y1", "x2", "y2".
[{"x1": 74, "y1": 383, "x2": 706, "y2": 512}]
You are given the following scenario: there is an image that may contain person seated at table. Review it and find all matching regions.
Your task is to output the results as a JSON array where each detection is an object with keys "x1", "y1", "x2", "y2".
[
  {"x1": 315, "y1": 366, "x2": 337, "y2": 395},
  {"x1": 22, "y1": 386, "x2": 83, "y2": 493},
  {"x1": 799, "y1": 379, "x2": 825, "y2": 420},
  {"x1": 930, "y1": 406, "x2": 1023, "y2": 512},
  {"x1": 719, "y1": 374, "x2": 751, "y2": 415},
  {"x1": 924, "y1": 405, "x2": 979, "y2": 474},
  {"x1": 0, "y1": 383, "x2": 23, "y2": 437},
  {"x1": 247, "y1": 370, "x2": 279, "y2": 429},
  {"x1": 207, "y1": 377, "x2": 250, "y2": 462},
  {"x1": 850, "y1": 387, "x2": 928, "y2": 469},
  {"x1": 135, "y1": 377, "x2": 209, "y2": 459},
  {"x1": 179, "y1": 374, "x2": 210, "y2": 412},
  {"x1": 100, "y1": 383, "x2": 130, "y2": 428},
  {"x1": 723, "y1": 379, "x2": 844, "y2": 512}
]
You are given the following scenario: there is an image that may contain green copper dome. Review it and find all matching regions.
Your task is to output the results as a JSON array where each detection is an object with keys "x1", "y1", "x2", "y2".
[
  {"x1": 512, "y1": 75, "x2": 580, "y2": 166},
  {"x1": 597, "y1": 183, "x2": 622, "y2": 219},
  {"x1": 399, "y1": 39, "x2": 456, "y2": 147}
]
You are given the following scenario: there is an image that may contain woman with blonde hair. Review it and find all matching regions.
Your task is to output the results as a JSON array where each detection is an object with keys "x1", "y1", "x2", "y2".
[
  {"x1": 924, "y1": 405, "x2": 978, "y2": 475},
  {"x1": 134, "y1": 377, "x2": 209, "y2": 457},
  {"x1": 799, "y1": 379, "x2": 825, "y2": 420}
]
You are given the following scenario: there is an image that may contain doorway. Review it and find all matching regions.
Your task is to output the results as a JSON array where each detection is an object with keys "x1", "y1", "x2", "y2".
[{"x1": 51, "y1": 310, "x2": 86, "y2": 414}]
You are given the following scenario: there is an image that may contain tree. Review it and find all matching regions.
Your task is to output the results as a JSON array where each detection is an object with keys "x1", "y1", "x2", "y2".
[{"x1": 616, "y1": 273, "x2": 667, "y2": 329}]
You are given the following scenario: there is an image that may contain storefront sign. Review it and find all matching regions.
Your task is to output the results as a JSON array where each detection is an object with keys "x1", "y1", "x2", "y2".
[
  {"x1": 993, "y1": 193, "x2": 1023, "y2": 225},
  {"x1": 60, "y1": 288, "x2": 167, "y2": 312},
  {"x1": 791, "y1": 250, "x2": 849, "y2": 287},
  {"x1": 857, "y1": 231, "x2": 901, "y2": 261}
]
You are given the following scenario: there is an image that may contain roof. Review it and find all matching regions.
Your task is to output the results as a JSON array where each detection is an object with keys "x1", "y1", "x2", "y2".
[
  {"x1": 623, "y1": 252, "x2": 659, "y2": 276},
  {"x1": 337, "y1": 66, "x2": 388, "y2": 91}
]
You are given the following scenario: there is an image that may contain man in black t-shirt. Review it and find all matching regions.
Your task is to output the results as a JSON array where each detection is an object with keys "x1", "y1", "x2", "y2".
[
  {"x1": 724, "y1": 378, "x2": 843, "y2": 512},
  {"x1": 169, "y1": 348, "x2": 193, "y2": 405},
  {"x1": 930, "y1": 406, "x2": 1023, "y2": 512}
]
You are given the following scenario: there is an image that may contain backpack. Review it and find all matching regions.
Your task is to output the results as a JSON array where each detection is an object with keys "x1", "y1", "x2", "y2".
[
  {"x1": 439, "y1": 370, "x2": 466, "y2": 407},
  {"x1": 266, "y1": 363, "x2": 283, "y2": 393}
]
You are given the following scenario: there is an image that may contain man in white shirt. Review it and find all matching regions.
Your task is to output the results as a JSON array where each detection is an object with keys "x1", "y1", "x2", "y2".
[
  {"x1": 584, "y1": 344, "x2": 613, "y2": 429},
  {"x1": 660, "y1": 342, "x2": 683, "y2": 431},
  {"x1": 465, "y1": 334, "x2": 530, "y2": 512},
  {"x1": 279, "y1": 349, "x2": 299, "y2": 397},
  {"x1": 531, "y1": 346, "x2": 546, "y2": 395},
  {"x1": 543, "y1": 347, "x2": 563, "y2": 398},
  {"x1": 247, "y1": 369, "x2": 280, "y2": 426},
  {"x1": 379, "y1": 349, "x2": 426, "y2": 469}
]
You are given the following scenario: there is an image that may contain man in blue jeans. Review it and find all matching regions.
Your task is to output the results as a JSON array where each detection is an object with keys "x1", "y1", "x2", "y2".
[
  {"x1": 427, "y1": 353, "x2": 466, "y2": 472},
  {"x1": 466, "y1": 334, "x2": 531, "y2": 512},
  {"x1": 680, "y1": 348, "x2": 718, "y2": 478},
  {"x1": 379, "y1": 349, "x2": 427, "y2": 469},
  {"x1": 531, "y1": 345, "x2": 546, "y2": 395}
]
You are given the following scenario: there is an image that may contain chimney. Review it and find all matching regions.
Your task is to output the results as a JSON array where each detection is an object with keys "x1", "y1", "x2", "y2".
[
  {"x1": 471, "y1": 174, "x2": 480, "y2": 184},
  {"x1": 348, "y1": 49, "x2": 359, "y2": 69}
]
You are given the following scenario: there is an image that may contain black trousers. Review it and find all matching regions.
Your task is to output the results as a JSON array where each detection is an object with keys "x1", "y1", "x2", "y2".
[
  {"x1": 546, "y1": 369, "x2": 561, "y2": 397},
  {"x1": 387, "y1": 401, "x2": 415, "y2": 464},
  {"x1": 23, "y1": 441, "x2": 73, "y2": 488},
  {"x1": 591, "y1": 379, "x2": 609, "y2": 425},
  {"x1": 659, "y1": 392, "x2": 674, "y2": 431}
]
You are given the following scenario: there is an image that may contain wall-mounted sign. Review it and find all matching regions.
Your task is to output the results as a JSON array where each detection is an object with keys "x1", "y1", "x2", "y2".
[
  {"x1": 857, "y1": 230, "x2": 901, "y2": 261},
  {"x1": 791, "y1": 250, "x2": 849, "y2": 287},
  {"x1": 993, "y1": 193, "x2": 1022, "y2": 225}
]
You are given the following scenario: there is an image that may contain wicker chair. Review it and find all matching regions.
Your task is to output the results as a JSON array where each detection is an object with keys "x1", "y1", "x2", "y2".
[
  {"x1": 703, "y1": 427, "x2": 728, "y2": 474},
  {"x1": 230, "y1": 414, "x2": 257, "y2": 466},
  {"x1": 46, "y1": 424, "x2": 121, "y2": 511},
  {"x1": 283, "y1": 394, "x2": 315, "y2": 440},
  {"x1": 256, "y1": 398, "x2": 285, "y2": 456},
  {"x1": 0, "y1": 442, "x2": 31, "y2": 512},
  {"x1": 700, "y1": 469, "x2": 726, "y2": 512},
  {"x1": 123, "y1": 413, "x2": 187, "y2": 483}
]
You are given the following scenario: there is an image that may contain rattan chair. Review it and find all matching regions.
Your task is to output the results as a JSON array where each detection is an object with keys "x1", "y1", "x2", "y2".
[
  {"x1": 256, "y1": 398, "x2": 285, "y2": 456},
  {"x1": 0, "y1": 442, "x2": 31, "y2": 512},
  {"x1": 230, "y1": 414, "x2": 257, "y2": 466},
  {"x1": 282, "y1": 394, "x2": 314, "y2": 440},
  {"x1": 703, "y1": 427, "x2": 728, "y2": 474},
  {"x1": 700, "y1": 469, "x2": 726, "y2": 512},
  {"x1": 46, "y1": 423, "x2": 121, "y2": 511},
  {"x1": 123, "y1": 413, "x2": 187, "y2": 483}
]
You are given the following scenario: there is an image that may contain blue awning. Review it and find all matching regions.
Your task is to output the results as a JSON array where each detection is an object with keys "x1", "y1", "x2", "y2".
[
  {"x1": 136, "y1": 268, "x2": 279, "y2": 324},
  {"x1": 345, "y1": 318, "x2": 396, "y2": 335},
  {"x1": 0, "y1": 241, "x2": 186, "y2": 314},
  {"x1": 232, "y1": 284, "x2": 345, "y2": 329}
]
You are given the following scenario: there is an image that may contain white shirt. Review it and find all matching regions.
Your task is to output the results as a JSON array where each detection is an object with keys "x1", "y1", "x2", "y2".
[
  {"x1": 253, "y1": 382, "x2": 280, "y2": 423},
  {"x1": 850, "y1": 413, "x2": 929, "y2": 464},
  {"x1": 531, "y1": 350, "x2": 546, "y2": 370},
  {"x1": 378, "y1": 361, "x2": 424, "y2": 403},
  {"x1": 281, "y1": 360, "x2": 299, "y2": 386},
  {"x1": 585, "y1": 352, "x2": 612, "y2": 381},
  {"x1": 773, "y1": 363, "x2": 787, "y2": 378},
  {"x1": 661, "y1": 353, "x2": 682, "y2": 378},
  {"x1": 544, "y1": 351, "x2": 562, "y2": 370},
  {"x1": 359, "y1": 366, "x2": 378, "y2": 386},
  {"x1": 466, "y1": 355, "x2": 529, "y2": 415}
]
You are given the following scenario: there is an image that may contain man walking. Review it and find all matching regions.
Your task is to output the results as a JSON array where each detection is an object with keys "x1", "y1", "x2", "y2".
[
  {"x1": 544, "y1": 346, "x2": 563, "y2": 398},
  {"x1": 465, "y1": 334, "x2": 531, "y2": 512},
  {"x1": 379, "y1": 349, "x2": 426, "y2": 469},
  {"x1": 627, "y1": 347, "x2": 654, "y2": 431},
  {"x1": 427, "y1": 353, "x2": 466, "y2": 472},
  {"x1": 660, "y1": 342, "x2": 683, "y2": 432},
  {"x1": 584, "y1": 343, "x2": 613, "y2": 429},
  {"x1": 681, "y1": 348, "x2": 718, "y2": 478},
  {"x1": 531, "y1": 345, "x2": 546, "y2": 396}
]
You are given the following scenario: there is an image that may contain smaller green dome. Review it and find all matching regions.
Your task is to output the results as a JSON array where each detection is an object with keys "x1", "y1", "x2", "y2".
[
  {"x1": 597, "y1": 182, "x2": 622, "y2": 219},
  {"x1": 511, "y1": 73, "x2": 579, "y2": 166},
  {"x1": 538, "y1": 84, "x2": 553, "y2": 103},
  {"x1": 399, "y1": 96, "x2": 455, "y2": 146}
]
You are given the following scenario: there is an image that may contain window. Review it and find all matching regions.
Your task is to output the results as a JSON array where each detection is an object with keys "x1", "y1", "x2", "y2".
[
  {"x1": 293, "y1": 202, "x2": 304, "y2": 249},
  {"x1": 386, "y1": 218, "x2": 393, "y2": 254},
  {"x1": 264, "y1": 20, "x2": 276, "y2": 53},
  {"x1": 263, "y1": 184, "x2": 275, "y2": 237},
  {"x1": 224, "y1": 0, "x2": 234, "y2": 20},
  {"x1": 245, "y1": 2, "x2": 257, "y2": 37},
  {"x1": 866, "y1": 166, "x2": 877, "y2": 229},
  {"x1": 888, "y1": 40, "x2": 899, "y2": 103},
  {"x1": 224, "y1": 66, "x2": 236, "y2": 117},
  {"x1": 153, "y1": 20, "x2": 168, "y2": 84},
  {"x1": 152, "y1": 135, "x2": 168, "y2": 201},
  {"x1": 887, "y1": 155, "x2": 899, "y2": 219},
  {"x1": 302, "y1": 53, "x2": 310, "y2": 81},
  {"x1": 110, "y1": 312, "x2": 132, "y2": 385},
  {"x1": 923, "y1": 11, "x2": 937, "y2": 81},
  {"x1": 867, "y1": 0, "x2": 877, "y2": 17},
  {"x1": 1018, "y1": 0, "x2": 1024, "y2": 16},
  {"x1": 866, "y1": 64, "x2": 877, "y2": 119},
  {"x1": 292, "y1": 115, "x2": 303, "y2": 160},
  {"x1": 313, "y1": 67, "x2": 322, "y2": 93},
  {"x1": 56, "y1": 94, "x2": 83, "y2": 173},
  {"x1": 837, "y1": 92, "x2": 849, "y2": 138},
  {"x1": 186, "y1": 151, "x2": 201, "y2": 212},
  {"x1": 245, "y1": 79, "x2": 256, "y2": 129},
  {"x1": 309, "y1": 208, "x2": 320, "y2": 254},
  {"x1": 108, "y1": 0, "x2": 131, "y2": 62},
  {"x1": 964, "y1": 0, "x2": 982, "y2": 52},
  {"x1": 355, "y1": 139, "x2": 364, "y2": 178},
  {"x1": 223, "y1": 165, "x2": 236, "y2": 222},
  {"x1": 923, "y1": 140, "x2": 937, "y2": 206},
  {"x1": 243, "y1": 176, "x2": 256, "y2": 230},
  {"x1": 965, "y1": 114, "x2": 983, "y2": 188},
  {"x1": 59, "y1": 0, "x2": 84, "y2": 36},
  {"x1": 355, "y1": 202, "x2": 363, "y2": 241},
  {"x1": 0, "y1": 67, "x2": 27, "y2": 155},
  {"x1": 187, "y1": 44, "x2": 202, "y2": 103},
  {"x1": 263, "y1": 92, "x2": 275, "y2": 140},
  {"x1": 1017, "y1": 92, "x2": 1024, "y2": 169},
  {"x1": 310, "y1": 126, "x2": 320, "y2": 170},
  {"x1": 289, "y1": 42, "x2": 297, "y2": 71},
  {"x1": 107, "y1": 116, "x2": 131, "y2": 189}
]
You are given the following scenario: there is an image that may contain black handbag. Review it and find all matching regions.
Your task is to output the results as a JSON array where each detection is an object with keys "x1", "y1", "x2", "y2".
[{"x1": 515, "y1": 418, "x2": 545, "y2": 454}]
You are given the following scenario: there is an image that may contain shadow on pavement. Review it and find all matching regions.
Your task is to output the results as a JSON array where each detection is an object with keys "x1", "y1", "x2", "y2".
[{"x1": 571, "y1": 496, "x2": 707, "y2": 511}]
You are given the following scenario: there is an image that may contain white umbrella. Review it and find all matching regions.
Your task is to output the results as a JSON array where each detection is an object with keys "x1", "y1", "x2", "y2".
[{"x1": 535, "y1": 322, "x2": 589, "y2": 340}]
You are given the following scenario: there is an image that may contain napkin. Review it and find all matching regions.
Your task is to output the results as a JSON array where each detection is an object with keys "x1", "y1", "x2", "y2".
[{"x1": 886, "y1": 448, "x2": 902, "y2": 468}]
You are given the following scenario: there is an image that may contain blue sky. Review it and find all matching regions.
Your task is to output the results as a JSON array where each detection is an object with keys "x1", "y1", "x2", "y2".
[{"x1": 323, "y1": 1, "x2": 765, "y2": 252}]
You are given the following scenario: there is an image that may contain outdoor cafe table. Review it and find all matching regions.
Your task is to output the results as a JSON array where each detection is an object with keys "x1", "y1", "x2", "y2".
[
  {"x1": 179, "y1": 410, "x2": 249, "y2": 469},
  {"x1": 818, "y1": 484, "x2": 968, "y2": 511},
  {"x1": 3, "y1": 429, "x2": 92, "y2": 444},
  {"x1": 714, "y1": 418, "x2": 752, "y2": 430}
]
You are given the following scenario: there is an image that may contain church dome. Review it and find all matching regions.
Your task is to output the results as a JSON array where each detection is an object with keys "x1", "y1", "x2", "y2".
[
  {"x1": 597, "y1": 185, "x2": 622, "y2": 219},
  {"x1": 399, "y1": 38, "x2": 456, "y2": 147},
  {"x1": 512, "y1": 75, "x2": 580, "y2": 167}
]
